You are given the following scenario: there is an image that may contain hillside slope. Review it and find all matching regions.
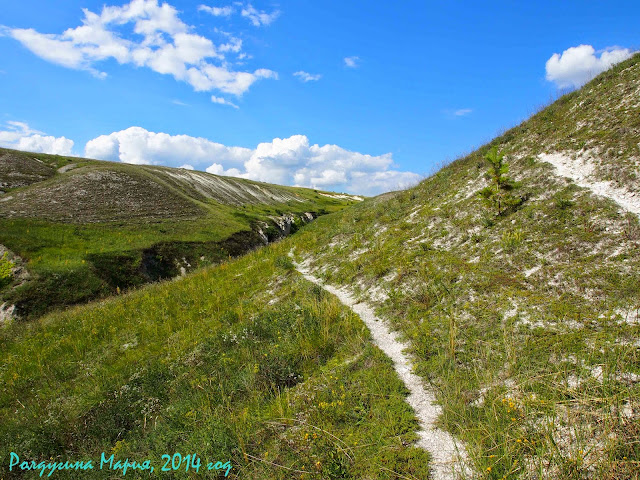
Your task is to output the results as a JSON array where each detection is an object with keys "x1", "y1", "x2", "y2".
[
  {"x1": 0, "y1": 148, "x2": 360, "y2": 319},
  {"x1": 290, "y1": 53, "x2": 640, "y2": 478},
  {"x1": 1, "y1": 55, "x2": 639, "y2": 480}
]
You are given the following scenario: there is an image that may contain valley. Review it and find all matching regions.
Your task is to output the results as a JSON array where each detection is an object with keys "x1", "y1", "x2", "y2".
[{"x1": 1, "y1": 52, "x2": 639, "y2": 480}]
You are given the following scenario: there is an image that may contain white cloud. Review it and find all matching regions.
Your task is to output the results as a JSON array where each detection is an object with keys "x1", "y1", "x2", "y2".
[
  {"x1": 0, "y1": 121, "x2": 74, "y2": 155},
  {"x1": 453, "y1": 108, "x2": 472, "y2": 116},
  {"x1": 238, "y1": 135, "x2": 421, "y2": 195},
  {"x1": 199, "y1": 3, "x2": 279, "y2": 27},
  {"x1": 348, "y1": 170, "x2": 422, "y2": 195},
  {"x1": 240, "y1": 4, "x2": 280, "y2": 26},
  {"x1": 85, "y1": 126, "x2": 252, "y2": 167},
  {"x1": 179, "y1": 163, "x2": 194, "y2": 170},
  {"x1": 211, "y1": 95, "x2": 239, "y2": 108},
  {"x1": 293, "y1": 71, "x2": 321, "y2": 82},
  {"x1": 206, "y1": 162, "x2": 242, "y2": 176},
  {"x1": 4, "y1": 0, "x2": 276, "y2": 96},
  {"x1": 545, "y1": 44, "x2": 633, "y2": 89},
  {"x1": 84, "y1": 127, "x2": 420, "y2": 195},
  {"x1": 344, "y1": 56, "x2": 360, "y2": 68},
  {"x1": 198, "y1": 4, "x2": 233, "y2": 16}
]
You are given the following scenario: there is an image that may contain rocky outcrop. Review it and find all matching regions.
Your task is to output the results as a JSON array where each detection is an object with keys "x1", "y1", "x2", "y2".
[
  {"x1": 0, "y1": 244, "x2": 30, "y2": 325},
  {"x1": 268, "y1": 212, "x2": 317, "y2": 237},
  {"x1": 0, "y1": 302, "x2": 16, "y2": 325}
]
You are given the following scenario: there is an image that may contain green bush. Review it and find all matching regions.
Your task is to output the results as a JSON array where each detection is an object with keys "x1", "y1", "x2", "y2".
[
  {"x1": 0, "y1": 252, "x2": 14, "y2": 289},
  {"x1": 477, "y1": 146, "x2": 523, "y2": 215},
  {"x1": 274, "y1": 255, "x2": 294, "y2": 270}
]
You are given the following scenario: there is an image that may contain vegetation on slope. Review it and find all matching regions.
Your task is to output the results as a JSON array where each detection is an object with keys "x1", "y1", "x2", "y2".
[
  {"x1": 0, "y1": 148, "x2": 358, "y2": 319},
  {"x1": 0, "y1": 241, "x2": 430, "y2": 479},
  {"x1": 290, "y1": 54, "x2": 640, "y2": 479},
  {"x1": 1, "y1": 49, "x2": 638, "y2": 480}
]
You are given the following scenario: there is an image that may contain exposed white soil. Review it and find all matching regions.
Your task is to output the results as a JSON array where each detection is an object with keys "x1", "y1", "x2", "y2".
[
  {"x1": 523, "y1": 265, "x2": 541, "y2": 278},
  {"x1": 161, "y1": 168, "x2": 302, "y2": 205},
  {"x1": 615, "y1": 307, "x2": 640, "y2": 325},
  {"x1": 0, "y1": 302, "x2": 16, "y2": 326},
  {"x1": 406, "y1": 205, "x2": 423, "y2": 223},
  {"x1": 57, "y1": 163, "x2": 77, "y2": 173},
  {"x1": 0, "y1": 245, "x2": 30, "y2": 324},
  {"x1": 348, "y1": 248, "x2": 368, "y2": 261},
  {"x1": 318, "y1": 192, "x2": 364, "y2": 201},
  {"x1": 292, "y1": 256, "x2": 469, "y2": 480},
  {"x1": 540, "y1": 152, "x2": 640, "y2": 217}
]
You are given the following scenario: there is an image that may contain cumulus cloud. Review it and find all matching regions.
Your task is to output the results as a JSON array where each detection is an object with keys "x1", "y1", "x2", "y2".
[
  {"x1": 4, "y1": 0, "x2": 276, "y2": 95},
  {"x1": 0, "y1": 121, "x2": 74, "y2": 155},
  {"x1": 84, "y1": 127, "x2": 420, "y2": 195},
  {"x1": 545, "y1": 44, "x2": 633, "y2": 89},
  {"x1": 293, "y1": 71, "x2": 321, "y2": 82},
  {"x1": 206, "y1": 162, "x2": 242, "y2": 176},
  {"x1": 211, "y1": 95, "x2": 239, "y2": 108},
  {"x1": 344, "y1": 56, "x2": 360, "y2": 68},
  {"x1": 240, "y1": 4, "x2": 280, "y2": 26},
  {"x1": 85, "y1": 126, "x2": 252, "y2": 167}
]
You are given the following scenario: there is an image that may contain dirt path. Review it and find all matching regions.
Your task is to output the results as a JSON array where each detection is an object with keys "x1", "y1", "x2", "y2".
[
  {"x1": 292, "y1": 256, "x2": 469, "y2": 480},
  {"x1": 540, "y1": 152, "x2": 640, "y2": 217}
]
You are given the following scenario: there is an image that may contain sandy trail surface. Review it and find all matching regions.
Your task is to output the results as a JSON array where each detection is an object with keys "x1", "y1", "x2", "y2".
[{"x1": 293, "y1": 256, "x2": 469, "y2": 480}]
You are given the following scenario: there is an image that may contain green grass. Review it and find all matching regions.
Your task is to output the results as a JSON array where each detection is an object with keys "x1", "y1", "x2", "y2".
[
  {"x1": 0, "y1": 240, "x2": 430, "y2": 479},
  {"x1": 0, "y1": 253, "x2": 13, "y2": 289},
  {"x1": 287, "y1": 54, "x2": 640, "y2": 479},
  {"x1": 291, "y1": 185, "x2": 640, "y2": 478}
]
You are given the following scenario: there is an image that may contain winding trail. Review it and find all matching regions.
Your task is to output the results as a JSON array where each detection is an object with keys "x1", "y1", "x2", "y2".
[
  {"x1": 292, "y1": 256, "x2": 469, "y2": 480},
  {"x1": 540, "y1": 152, "x2": 640, "y2": 218}
]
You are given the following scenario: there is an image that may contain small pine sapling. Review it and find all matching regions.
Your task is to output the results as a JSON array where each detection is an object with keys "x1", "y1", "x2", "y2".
[{"x1": 477, "y1": 147, "x2": 522, "y2": 215}]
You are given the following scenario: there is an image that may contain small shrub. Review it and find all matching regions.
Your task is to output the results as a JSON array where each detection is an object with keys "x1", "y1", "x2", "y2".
[
  {"x1": 555, "y1": 197, "x2": 575, "y2": 210},
  {"x1": 0, "y1": 252, "x2": 14, "y2": 289},
  {"x1": 477, "y1": 147, "x2": 523, "y2": 215},
  {"x1": 274, "y1": 255, "x2": 294, "y2": 270},
  {"x1": 501, "y1": 229, "x2": 524, "y2": 252}
]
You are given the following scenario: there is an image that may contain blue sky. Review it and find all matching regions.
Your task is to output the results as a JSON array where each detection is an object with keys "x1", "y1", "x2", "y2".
[{"x1": 0, "y1": 0, "x2": 638, "y2": 195}]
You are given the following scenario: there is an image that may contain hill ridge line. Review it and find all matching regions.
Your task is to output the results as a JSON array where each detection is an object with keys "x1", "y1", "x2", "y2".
[{"x1": 291, "y1": 254, "x2": 469, "y2": 480}]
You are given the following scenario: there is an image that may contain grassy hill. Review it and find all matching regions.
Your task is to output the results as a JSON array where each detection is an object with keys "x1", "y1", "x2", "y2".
[
  {"x1": 290, "y1": 53, "x2": 640, "y2": 479},
  {"x1": 1, "y1": 54, "x2": 639, "y2": 479},
  {"x1": 0, "y1": 148, "x2": 360, "y2": 319}
]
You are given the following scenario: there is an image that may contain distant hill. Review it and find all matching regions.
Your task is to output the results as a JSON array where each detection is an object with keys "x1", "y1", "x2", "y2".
[{"x1": 0, "y1": 148, "x2": 361, "y2": 319}]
